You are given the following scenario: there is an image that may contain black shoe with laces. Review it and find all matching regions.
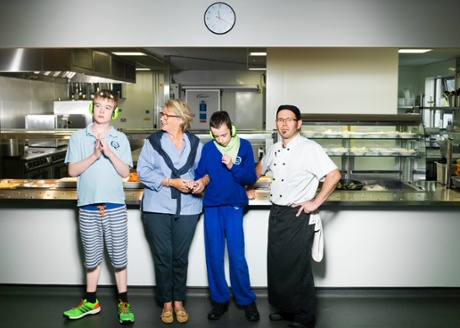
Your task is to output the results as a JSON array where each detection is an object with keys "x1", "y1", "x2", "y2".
[
  {"x1": 243, "y1": 302, "x2": 260, "y2": 322},
  {"x1": 208, "y1": 301, "x2": 229, "y2": 320}
]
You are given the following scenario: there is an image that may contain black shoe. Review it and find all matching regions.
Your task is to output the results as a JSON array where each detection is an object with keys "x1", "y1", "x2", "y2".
[
  {"x1": 288, "y1": 315, "x2": 316, "y2": 328},
  {"x1": 288, "y1": 322, "x2": 308, "y2": 328},
  {"x1": 208, "y1": 302, "x2": 229, "y2": 320},
  {"x1": 269, "y1": 311, "x2": 293, "y2": 321},
  {"x1": 243, "y1": 302, "x2": 260, "y2": 322}
]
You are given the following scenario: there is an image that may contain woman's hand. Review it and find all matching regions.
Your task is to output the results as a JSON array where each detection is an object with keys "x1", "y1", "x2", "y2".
[
  {"x1": 170, "y1": 178, "x2": 194, "y2": 193},
  {"x1": 190, "y1": 177, "x2": 208, "y2": 195}
]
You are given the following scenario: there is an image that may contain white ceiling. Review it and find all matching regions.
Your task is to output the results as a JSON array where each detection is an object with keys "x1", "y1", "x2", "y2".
[{"x1": 98, "y1": 47, "x2": 460, "y2": 72}]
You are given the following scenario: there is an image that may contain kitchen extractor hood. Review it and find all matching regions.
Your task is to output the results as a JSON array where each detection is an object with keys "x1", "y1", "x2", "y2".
[{"x1": 0, "y1": 48, "x2": 136, "y2": 83}]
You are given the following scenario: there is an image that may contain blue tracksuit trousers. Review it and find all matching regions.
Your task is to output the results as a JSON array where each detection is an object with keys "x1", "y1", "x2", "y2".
[{"x1": 204, "y1": 206, "x2": 256, "y2": 306}]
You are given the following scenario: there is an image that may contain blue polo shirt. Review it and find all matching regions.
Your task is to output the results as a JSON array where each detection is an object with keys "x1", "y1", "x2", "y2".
[{"x1": 65, "y1": 124, "x2": 133, "y2": 207}]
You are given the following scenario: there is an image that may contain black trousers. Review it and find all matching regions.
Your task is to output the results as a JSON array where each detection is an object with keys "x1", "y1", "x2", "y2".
[
  {"x1": 142, "y1": 212, "x2": 199, "y2": 303},
  {"x1": 267, "y1": 204, "x2": 316, "y2": 320}
]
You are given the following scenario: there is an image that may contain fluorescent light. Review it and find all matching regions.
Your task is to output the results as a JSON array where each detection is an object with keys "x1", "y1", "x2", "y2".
[
  {"x1": 112, "y1": 52, "x2": 147, "y2": 56},
  {"x1": 249, "y1": 52, "x2": 267, "y2": 56},
  {"x1": 136, "y1": 68, "x2": 151, "y2": 71},
  {"x1": 249, "y1": 67, "x2": 266, "y2": 71},
  {"x1": 398, "y1": 49, "x2": 432, "y2": 54}
]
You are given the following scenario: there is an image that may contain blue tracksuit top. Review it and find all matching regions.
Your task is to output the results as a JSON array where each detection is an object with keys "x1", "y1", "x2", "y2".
[{"x1": 195, "y1": 138, "x2": 257, "y2": 208}]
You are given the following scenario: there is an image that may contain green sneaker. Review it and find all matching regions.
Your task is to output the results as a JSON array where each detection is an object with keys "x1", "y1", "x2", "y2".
[
  {"x1": 63, "y1": 299, "x2": 101, "y2": 319},
  {"x1": 118, "y1": 300, "x2": 135, "y2": 324}
]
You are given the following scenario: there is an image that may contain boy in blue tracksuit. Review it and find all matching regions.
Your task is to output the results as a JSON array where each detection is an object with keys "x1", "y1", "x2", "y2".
[{"x1": 191, "y1": 111, "x2": 260, "y2": 322}]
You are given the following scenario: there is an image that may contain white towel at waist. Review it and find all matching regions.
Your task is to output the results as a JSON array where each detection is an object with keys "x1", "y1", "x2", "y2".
[{"x1": 310, "y1": 211, "x2": 324, "y2": 262}]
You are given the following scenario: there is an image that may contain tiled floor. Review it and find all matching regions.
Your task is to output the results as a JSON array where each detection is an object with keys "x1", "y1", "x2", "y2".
[{"x1": 1, "y1": 285, "x2": 460, "y2": 328}]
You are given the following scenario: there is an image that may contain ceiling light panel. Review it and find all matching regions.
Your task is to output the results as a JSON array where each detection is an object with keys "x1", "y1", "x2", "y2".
[
  {"x1": 398, "y1": 49, "x2": 432, "y2": 54},
  {"x1": 112, "y1": 52, "x2": 147, "y2": 56}
]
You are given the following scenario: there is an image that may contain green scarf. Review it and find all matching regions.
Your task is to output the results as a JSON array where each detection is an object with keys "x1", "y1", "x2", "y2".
[{"x1": 214, "y1": 135, "x2": 240, "y2": 163}]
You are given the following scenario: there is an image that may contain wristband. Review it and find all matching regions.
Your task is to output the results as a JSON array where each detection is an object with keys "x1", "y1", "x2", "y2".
[{"x1": 166, "y1": 178, "x2": 170, "y2": 187}]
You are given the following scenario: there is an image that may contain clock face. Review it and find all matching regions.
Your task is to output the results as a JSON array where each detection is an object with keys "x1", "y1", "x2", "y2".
[{"x1": 204, "y1": 2, "x2": 236, "y2": 35}]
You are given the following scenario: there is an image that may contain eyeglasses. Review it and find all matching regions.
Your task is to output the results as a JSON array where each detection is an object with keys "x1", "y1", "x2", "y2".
[
  {"x1": 160, "y1": 112, "x2": 180, "y2": 119},
  {"x1": 275, "y1": 117, "x2": 298, "y2": 123}
]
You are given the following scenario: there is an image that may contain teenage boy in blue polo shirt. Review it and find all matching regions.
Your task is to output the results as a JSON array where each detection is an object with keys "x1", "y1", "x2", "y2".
[{"x1": 62, "y1": 89, "x2": 135, "y2": 324}]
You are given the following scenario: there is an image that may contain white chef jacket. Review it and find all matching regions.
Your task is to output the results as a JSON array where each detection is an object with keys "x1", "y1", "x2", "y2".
[{"x1": 261, "y1": 133, "x2": 337, "y2": 206}]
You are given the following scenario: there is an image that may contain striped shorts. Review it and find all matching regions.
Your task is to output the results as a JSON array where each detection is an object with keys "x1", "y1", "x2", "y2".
[{"x1": 79, "y1": 204, "x2": 128, "y2": 269}]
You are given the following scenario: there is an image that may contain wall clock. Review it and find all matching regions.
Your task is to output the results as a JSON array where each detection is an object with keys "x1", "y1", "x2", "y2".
[{"x1": 204, "y1": 2, "x2": 236, "y2": 35}]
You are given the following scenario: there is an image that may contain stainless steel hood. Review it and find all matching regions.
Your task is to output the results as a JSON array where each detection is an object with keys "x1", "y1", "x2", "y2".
[{"x1": 0, "y1": 48, "x2": 136, "y2": 83}]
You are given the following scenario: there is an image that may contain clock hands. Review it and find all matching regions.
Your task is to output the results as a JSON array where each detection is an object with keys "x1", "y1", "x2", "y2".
[{"x1": 214, "y1": 11, "x2": 232, "y2": 26}]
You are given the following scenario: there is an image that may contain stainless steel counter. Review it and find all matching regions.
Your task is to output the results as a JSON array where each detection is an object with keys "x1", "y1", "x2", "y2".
[{"x1": 1, "y1": 181, "x2": 460, "y2": 206}]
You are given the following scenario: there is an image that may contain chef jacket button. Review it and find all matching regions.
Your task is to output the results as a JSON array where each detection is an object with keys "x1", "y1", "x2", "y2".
[
  {"x1": 283, "y1": 163, "x2": 285, "y2": 165},
  {"x1": 281, "y1": 179, "x2": 284, "y2": 181},
  {"x1": 280, "y1": 195, "x2": 282, "y2": 197}
]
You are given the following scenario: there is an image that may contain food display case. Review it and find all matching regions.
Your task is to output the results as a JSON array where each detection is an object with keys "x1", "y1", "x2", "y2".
[{"x1": 297, "y1": 114, "x2": 426, "y2": 189}]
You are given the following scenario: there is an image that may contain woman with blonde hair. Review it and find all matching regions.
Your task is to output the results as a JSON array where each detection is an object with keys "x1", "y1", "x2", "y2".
[{"x1": 137, "y1": 99, "x2": 204, "y2": 324}]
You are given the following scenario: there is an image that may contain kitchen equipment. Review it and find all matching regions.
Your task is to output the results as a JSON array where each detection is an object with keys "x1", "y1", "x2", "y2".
[
  {"x1": 53, "y1": 100, "x2": 93, "y2": 129},
  {"x1": 436, "y1": 162, "x2": 447, "y2": 185},
  {"x1": 446, "y1": 137, "x2": 454, "y2": 188},
  {"x1": 25, "y1": 115, "x2": 67, "y2": 147},
  {"x1": 336, "y1": 179, "x2": 364, "y2": 190},
  {"x1": 1, "y1": 139, "x2": 25, "y2": 157},
  {"x1": 2, "y1": 147, "x2": 67, "y2": 179}
]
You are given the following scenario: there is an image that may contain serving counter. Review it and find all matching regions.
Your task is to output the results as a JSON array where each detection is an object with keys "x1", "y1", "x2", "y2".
[
  {"x1": 1, "y1": 180, "x2": 460, "y2": 206},
  {"x1": 2, "y1": 179, "x2": 460, "y2": 288}
]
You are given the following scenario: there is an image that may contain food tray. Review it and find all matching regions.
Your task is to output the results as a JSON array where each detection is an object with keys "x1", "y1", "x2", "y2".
[
  {"x1": 21, "y1": 180, "x2": 58, "y2": 188},
  {"x1": 452, "y1": 177, "x2": 460, "y2": 188},
  {"x1": 0, "y1": 179, "x2": 28, "y2": 189},
  {"x1": 254, "y1": 176, "x2": 272, "y2": 189},
  {"x1": 400, "y1": 133, "x2": 416, "y2": 139},
  {"x1": 57, "y1": 177, "x2": 77, "y2": 188},
  {"x1": 123, "y1": 182, "x2": 144, "y2": 189},
  {"x1": 399, "y1": 150, "x2": 417, "y2": 156}
]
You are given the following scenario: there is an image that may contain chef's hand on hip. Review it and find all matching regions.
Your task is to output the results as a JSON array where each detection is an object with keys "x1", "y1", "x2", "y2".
[{"x1": 292, "y1": 201, "x2": 317, "y2": 217}]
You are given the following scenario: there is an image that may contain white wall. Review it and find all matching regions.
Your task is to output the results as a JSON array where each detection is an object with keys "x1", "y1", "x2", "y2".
[
  {"x1": 398, "y1": 66, "x2": 421, "y2": 101},
  {"x1": 1, "y1": 205, "x2": 460, "y2": 288},
  {"x1": 266, "y1": 48, "x2": 399, "y2": 129},
  {"x1": 2, "y1": 1, "x2": 460, "y2": 48}
]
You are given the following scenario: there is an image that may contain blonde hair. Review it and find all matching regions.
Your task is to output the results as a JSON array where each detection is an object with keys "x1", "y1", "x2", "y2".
[{"x1": 164, "y1": 99, "x2": 193, "y2": 131}]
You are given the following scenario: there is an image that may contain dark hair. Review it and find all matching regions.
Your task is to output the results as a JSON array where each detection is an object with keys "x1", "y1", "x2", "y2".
[
  {"x1": 277, "y1": 104, "x2": 301, "y2": 120},
  {"x1": 210, "y1": 111, "x2": 232, "y2": 131}
]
